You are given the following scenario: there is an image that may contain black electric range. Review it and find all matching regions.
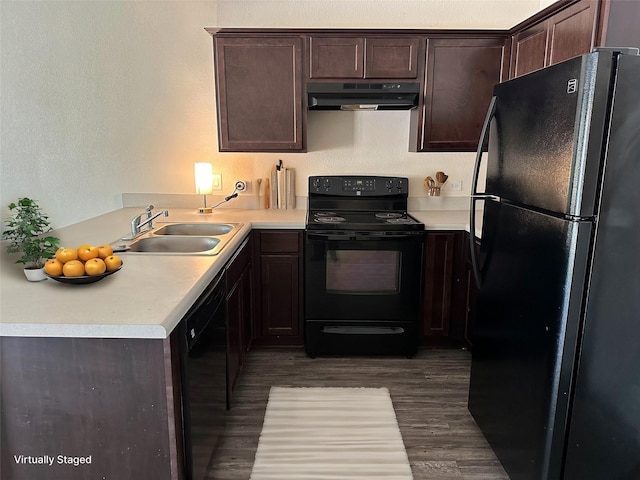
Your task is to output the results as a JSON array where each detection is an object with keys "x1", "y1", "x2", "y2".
[{"x1": 304, "y1": 175, "x2": 425, "y2": 357}]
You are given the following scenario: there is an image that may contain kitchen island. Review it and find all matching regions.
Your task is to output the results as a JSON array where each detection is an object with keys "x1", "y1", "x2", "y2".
[{"x1": 0, "y1": 205, "x2": 473, "y2": 480}]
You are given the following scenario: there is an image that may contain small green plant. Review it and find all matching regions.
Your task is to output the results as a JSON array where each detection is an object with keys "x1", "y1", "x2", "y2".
[{"x1": 2, "y1": 197, "x2": 60, "y2": 268}]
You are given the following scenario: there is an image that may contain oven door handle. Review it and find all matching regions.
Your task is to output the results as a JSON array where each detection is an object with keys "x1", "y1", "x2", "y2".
[{"x1": 307, "y1": 231, "x2": 424, "y2": 241}]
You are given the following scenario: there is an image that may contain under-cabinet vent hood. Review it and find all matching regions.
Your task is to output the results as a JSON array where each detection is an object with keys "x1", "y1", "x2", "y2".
[{"x1": 307, "y1": 82, "x2": 420, "y2": 111}]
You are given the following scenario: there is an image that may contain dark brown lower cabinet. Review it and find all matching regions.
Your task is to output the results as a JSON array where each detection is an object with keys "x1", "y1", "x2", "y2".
[
  {"x1": 0, "y1": 335, "x2": 183, "y2": 480},
  {"x1": 423, "y1": 231, "x2": 457, "y2": 344},
  {"x1": 461, "y1": 232, "x2": 481, "y2": 349},
  {"x1": 225, "y1": 235, "x2": 253, "y2": 407},
  {"x1": 252, "y1": 230, "x2": 303, "y2": 346},
  {"x1": 423, "y1": 230, "x2": 479, "y2": 349}
]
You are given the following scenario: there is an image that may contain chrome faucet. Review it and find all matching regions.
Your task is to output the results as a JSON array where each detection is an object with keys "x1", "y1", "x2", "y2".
[{"x1": 122, "y1": 205, "x2": 169, "y2": 240}]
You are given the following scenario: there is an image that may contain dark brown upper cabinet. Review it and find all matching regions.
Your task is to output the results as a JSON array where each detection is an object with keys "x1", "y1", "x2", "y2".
[
  {"x1": 309, "y1": 36, "x2": 421, "y2": 79},
  {"x1": 208, "y1": 1, "x2": 640, "y2": 153},
  {"x1": 510, "y1": 23, "x2": 547, "y2": 78},
  {"x1": 365, "y1": 37, "x2": 421, "y2": 78},
  {"x1": 309, "y1": 37, "x2": 364, "y2": 78},
  {"x1": 509, "y1": 0, "x2": 640, "y2": 79},
  {"x1": 510, "y1": 0, "x2": 597, "y2": 78},
  {"x1": 213, "y1": 36, "x2": 304, "y2": 152},
  {"x1": 411, "y1": 36, "x2": 509, "y2": 152},
  {"x1": 546, "y1": 0, "x2": 597, "y2": 66}
]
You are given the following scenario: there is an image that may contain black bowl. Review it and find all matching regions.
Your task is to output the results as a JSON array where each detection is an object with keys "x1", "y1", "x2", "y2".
[{"x1": 45, "y1": 263, "x2": 123, "y2": 285}]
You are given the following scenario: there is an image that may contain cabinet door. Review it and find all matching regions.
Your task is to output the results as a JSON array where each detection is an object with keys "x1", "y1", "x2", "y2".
[
  {"x1": 225, "y1": 278, "x2": 242, "y2": 407},
  {"x1": 510, "y1": 23, "x2": 548, "y2": 78},
  {"x1": 510, "y1": 0, "x2": 597, "y2": 79},
  {"x1": 417, "y1": 37, "x2": 508, "y2": 151},
  {"x1": 309, "y1": 37, "x2": 364, "y2": 78},
  {"x1": 463, "y1": 234, "x2": 481, "y2": 349},
  {"x1": 214, "y1": 36, "x2": 304, "y2": 151},
  {"x1": 365, "y1": 37, "x2": 421, "y2": 78},
  {"x1": 260, "y1": 255, "x2": 300, "y2": 338},
  {"x1": 423, "y1": 232, "x2": 456, "y2": 340},
  {"x1": 547, "y1": 0, "x2": 596, "y2": 66},
  {"x1": 225, "y1": 236, "x2": 252, "y2": 407},
  {"x1": 252, "y1": 230, "x2": 303, "y2": 346}
]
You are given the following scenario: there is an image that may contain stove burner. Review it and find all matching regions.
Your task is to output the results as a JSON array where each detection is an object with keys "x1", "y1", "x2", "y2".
[
  {"x1": 385, "y1": 217, "x2": 414, "y2": 224},
  {"x1": 314, "y1": 212, "x2": 338, "y2": 217},
  {"x1": 374, "y1": 212, "x2": 403, "y2": 219},
  {"x1": 314, "y1": 216, "x2": 346, "y2": 223}
]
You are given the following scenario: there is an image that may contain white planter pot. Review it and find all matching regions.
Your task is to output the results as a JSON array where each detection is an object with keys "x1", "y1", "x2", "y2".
[{"x1": 24, "y1": 267, "x2": 47, "y2": 282}]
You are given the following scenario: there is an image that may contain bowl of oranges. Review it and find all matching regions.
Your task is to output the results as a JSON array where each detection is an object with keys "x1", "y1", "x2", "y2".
[{"x1": 44, "y1": 244, "x2": 123, "y2": 284}]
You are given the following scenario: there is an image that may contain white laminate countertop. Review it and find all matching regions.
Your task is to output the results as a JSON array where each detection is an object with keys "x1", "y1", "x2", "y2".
[{"x1": 0, "y1": 206, "x2": 479, "y2": 339}]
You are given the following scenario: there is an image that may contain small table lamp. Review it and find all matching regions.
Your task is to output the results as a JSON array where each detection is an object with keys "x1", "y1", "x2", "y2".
[{"x1": 195, "y1": 162, "x2": 214, "y2": 213}]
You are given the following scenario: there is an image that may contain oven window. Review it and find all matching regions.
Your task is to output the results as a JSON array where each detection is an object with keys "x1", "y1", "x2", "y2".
[{"x1": 325, "y1": 250, "x2": 400, "y2": 293}]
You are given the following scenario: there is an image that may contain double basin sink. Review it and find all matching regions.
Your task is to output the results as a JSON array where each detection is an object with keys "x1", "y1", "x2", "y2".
[{"x1": 114, "y1": 223, "x2": 242, "y2": 255}]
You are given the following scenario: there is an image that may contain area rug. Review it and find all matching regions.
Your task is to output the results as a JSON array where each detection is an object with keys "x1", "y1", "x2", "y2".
[{"x1": 250, "y1": 387, "x2": 413, "y2": 480}]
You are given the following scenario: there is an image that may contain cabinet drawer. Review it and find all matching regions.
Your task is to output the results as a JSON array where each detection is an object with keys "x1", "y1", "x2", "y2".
[{"x1": 259, "y1": 231, "x2": 301, "y2": 253}]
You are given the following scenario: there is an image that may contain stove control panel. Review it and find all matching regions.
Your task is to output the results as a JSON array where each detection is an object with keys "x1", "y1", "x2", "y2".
[
  {"x1": 343, "y1": 178, "x2": 375, "y2": 192},
  {"x1": 309, "y1": 176, "x2": 409, "y2": 196}
]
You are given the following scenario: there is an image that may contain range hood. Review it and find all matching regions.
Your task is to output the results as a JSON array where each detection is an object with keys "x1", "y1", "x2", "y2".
[{"x1": 307, "y1": 82, "x2": 420, "y2": 111}]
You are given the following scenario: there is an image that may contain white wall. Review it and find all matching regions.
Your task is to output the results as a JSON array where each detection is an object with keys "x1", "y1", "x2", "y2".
[{"x1": 1, "y1": 0, "x2": 541, "y2": 228}]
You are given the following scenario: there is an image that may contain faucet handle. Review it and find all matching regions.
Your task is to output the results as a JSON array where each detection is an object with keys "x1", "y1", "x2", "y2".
[{"x1": 145, "y1": 204, "x2": 154, "y2": 212}]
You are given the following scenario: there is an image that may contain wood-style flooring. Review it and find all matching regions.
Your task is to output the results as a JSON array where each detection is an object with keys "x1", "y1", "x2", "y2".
[{"x1": 207, "y1": 347, "x2": 509, "y2": 480}]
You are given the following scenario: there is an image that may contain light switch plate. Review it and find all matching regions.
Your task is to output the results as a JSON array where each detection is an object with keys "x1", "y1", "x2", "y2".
[{"x1": 212, "y1": 174, "x2": 222, "y2": 191}]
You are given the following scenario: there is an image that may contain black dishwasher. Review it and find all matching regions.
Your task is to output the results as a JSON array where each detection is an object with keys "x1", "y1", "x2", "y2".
[{"x1": 178, "y1": 270, "x2": 227, "y2": 480}]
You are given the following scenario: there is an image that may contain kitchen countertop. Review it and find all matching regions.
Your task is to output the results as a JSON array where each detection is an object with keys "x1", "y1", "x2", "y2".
[{"x1": 0, "y1": 206, "x2": 479, "y2": 339}]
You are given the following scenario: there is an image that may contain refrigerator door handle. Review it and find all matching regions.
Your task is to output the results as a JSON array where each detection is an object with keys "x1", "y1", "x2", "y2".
[
  {"x1": 469, "y1": 196, "x2": 482, "y2": 288},
  {"x1": 469, "y1": 95, "x2": 497, "y2": 288},
  {"x1": 471, "y1": 95, "x2": 497, "y2": 197}
]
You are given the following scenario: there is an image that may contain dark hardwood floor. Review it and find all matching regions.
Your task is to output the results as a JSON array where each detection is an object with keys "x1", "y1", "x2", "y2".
[{"x1": 207, "y1": 347, "x2": 509, "y2": 480}]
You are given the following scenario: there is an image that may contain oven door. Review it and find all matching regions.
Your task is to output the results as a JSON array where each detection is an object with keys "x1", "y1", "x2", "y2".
[{"x1": 305, "y1": 230, "x2": 424, "y2": 321}]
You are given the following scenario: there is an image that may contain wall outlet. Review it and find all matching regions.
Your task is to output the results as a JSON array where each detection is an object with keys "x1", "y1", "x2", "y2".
[
  {"x1": 449, "y1": 180, "x2": 463, "y2": 192},
  {"x1": 235, "y1": 180, "x2": 251, "y2": 193}
]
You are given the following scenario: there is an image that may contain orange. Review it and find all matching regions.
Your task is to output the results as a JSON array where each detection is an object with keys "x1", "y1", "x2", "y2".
[
  {"x1": 55, "y1": 247, "x2": 78, "y2": 264},
  {"x1": 62, "y1": 260, "x2": 85, "y2": 277},
  {"x1": 44, "y1": 258, "x2": 63, "y2": 276},
  {"x1": 84, "y1": 258, "x2": 106, "y2": 276},
  {"x1": 77, "y1": 245, "x2": 99, "y2": 262},
  {"x1": 97, "y1": 244, "x2": 113, "y2": 259},
  {"x1": 104, "y1": 255, "x2": 122, "y2": 272}
]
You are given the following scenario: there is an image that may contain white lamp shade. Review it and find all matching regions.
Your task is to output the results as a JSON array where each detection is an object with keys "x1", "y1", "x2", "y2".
[{"x1": 195, "y1": 162, "x2": 214, "y2": 195}]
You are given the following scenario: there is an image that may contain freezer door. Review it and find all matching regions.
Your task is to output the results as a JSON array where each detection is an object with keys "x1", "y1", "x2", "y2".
[
  {"x1": 468, "y1": 199, "x2": 592, "y2": 480},
  {"x1": 486, "y1": 51, "x2": 614, "y2": 217},
  {"x1": 563, "y1": 53, "x2": 640, "y2": 480}
]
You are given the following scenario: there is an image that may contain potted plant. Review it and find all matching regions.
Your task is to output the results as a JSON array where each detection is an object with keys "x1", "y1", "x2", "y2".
[{"x1": 2, "y1": 197, "x2": 60, "y2": 281}]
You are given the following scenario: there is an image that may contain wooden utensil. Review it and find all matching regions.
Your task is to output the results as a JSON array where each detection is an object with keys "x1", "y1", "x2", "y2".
[
  {"x1": 264, "y1": 177, "x2": 270, "y2": 209},
  {"x1": 435, "y1": 171, "x2": 448, "y2": 186}
]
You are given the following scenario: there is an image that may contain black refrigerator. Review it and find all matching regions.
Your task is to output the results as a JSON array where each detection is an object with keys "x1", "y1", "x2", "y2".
[{"x1": 467, "y1": 48, "x2": 640, "y2": 480}]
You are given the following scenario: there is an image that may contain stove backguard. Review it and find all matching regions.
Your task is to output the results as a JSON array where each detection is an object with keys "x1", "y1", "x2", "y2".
[{"x1": 308, "y1": 175, "x2": 410, "y2": 211}]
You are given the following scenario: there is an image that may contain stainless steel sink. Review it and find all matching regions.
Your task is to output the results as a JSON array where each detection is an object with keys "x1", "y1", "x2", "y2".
[
  {"x1": 153, "y1": 223, "x2": 236, "y2": 236},
  {"x1": 114, "y1": 222, "x2": 243, "y2": 256},
  {"x1": 127, "y1": 236, "x2": 221, "y2": 254}
]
